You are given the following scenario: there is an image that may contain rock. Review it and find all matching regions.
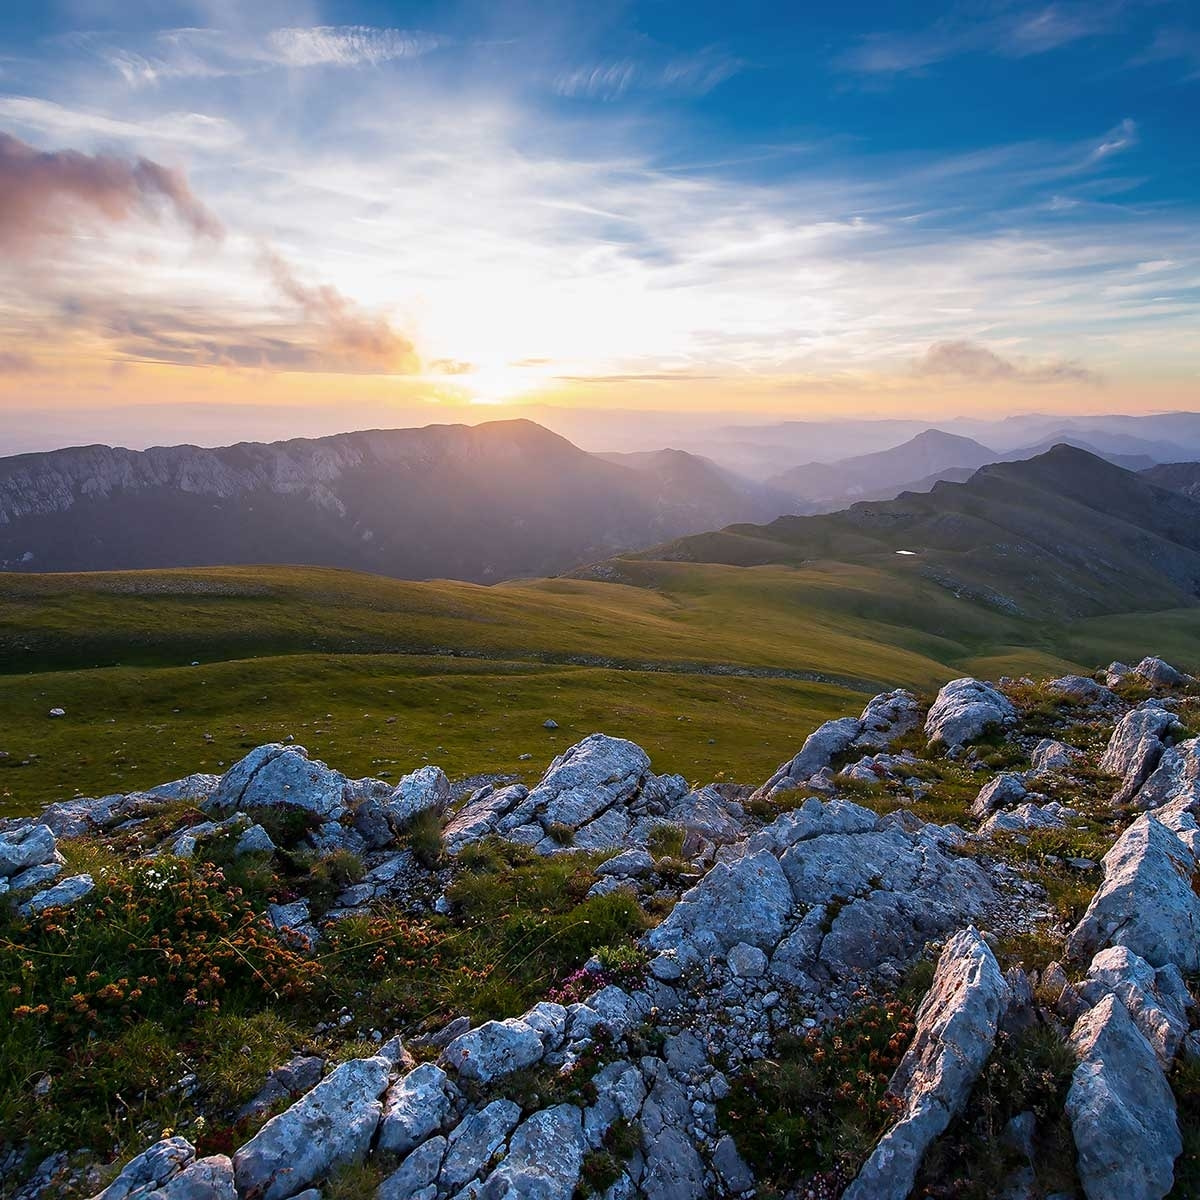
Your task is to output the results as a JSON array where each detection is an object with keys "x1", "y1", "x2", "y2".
[
  {"x1": 844, "y1": 928, "x2": 1010, "y2": 1200},
  {"x1": 639, "y1": 1124, "x2": 706, "y2": 1200},
  {"x1": 971, "y1": 772, "x2": 1028, "y2": 819},
  {"x1": 206, "y1": 743, "x2": 349, "y2": 820},
  {"x1": 384, "y1": 766, "x2": 451, "y2": 830},
  {"x1": 982, "y1": 801, "x2": 1077, "y2": 837},
  {"x1": 1045, "y1": 676, "x2": 1115, "y2": 706},
  {"x1": 726, "y1": 942, "x2": 768, "y2": 978},
  {"x1": 646, "y1": 849, "x2": 794, "y2": 958},
  {"x1": 1077, "y1": 946, "x2": 1192, "y2": 1069},
  {"x1": 235, "y1": 823, "x2": 276, "y2": 856},
  {"x1": 1030, "y1": 738, "x2": 1082, "y2": 775},
  {"x1": 543, "y1": 719, "x2": 559, "y2": 729},
  {"x1": 477, "y1": 1103, "x2": 587, "y2": 1199},
  {"x1": 1136, "y1": 737, "x2": 1200, "y2": 815},
  {"x1": 439, "y1": 1099, "x2": 522, "y2": 1192},
  {"x1": 1066, "y1": 994, "x2": 1181, "y2": 1200},
  {"x1": 235, "y1": 1056, "x2": 324, "y2": 1123},
  {"x1": 377, "y1": 1136, "x2": 445, "y2": 1200},
  {"x1": 6, "y1": 860, "x2": 65, "y2": 892},
  {"x1": 439, "y1": 1018, "x2": 545, "y2": 1083},
  {"x1": 1105, "y1": 661, "x2": 1132, "y2": 687},
  {"x1": 19, "y1": 873, "x2": 93, "y2": 916},
  {"x1": 924, "y1": 678, "x2": 1016, "y2": 748},
  {"x1": 596, "y1": 849, "x2": 655, "y2": 878},
  {"x1": 48, "y1": 707, "x2": 65, "y2": 718},
  {"x1": 711, "y1": 1133, "x2": 754, "y2": 1194},
  {"x1": 754, "y1": 716, "x2": 863, "y2": 799},
  {"x1": 377, "y1": 1063, "x2": 456, "y2": 1156},
  {"x1": 140, "y1": 773, "x2": 222, "y2": 803},
  {"x1": 92, "y1": 1137, "x2": 195, "y2": 1200},
  {"x1": 853, "y1": 689, "x2": 923, "y2": 750},
  {"x1": 146, "y1": 1155, "x2": 237, "y2": 1200},
  {"x1": 1133, "y1": 656, "x2": 1190, "y2": 687},
  {"x1": 0, "y1": 824, "x2": 57, "y2": 878},
  {"x1": 1067, "y1": 814, "x2": 1200, "y2": 973},
  {"x1": 232, "y1": 1055, "x2": 392, "y2": 1200},
  {"x1": 525, "y1": 734, "x2": 650, "y2": 831},
  {"x1": 267, "y1": 900, "x2": 319, "y2": 951},
  {"x1": 1099, "y1": 705, "x2": 1180, "y2": 805}
]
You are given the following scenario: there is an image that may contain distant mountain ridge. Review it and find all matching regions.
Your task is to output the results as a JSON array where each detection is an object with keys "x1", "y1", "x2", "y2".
[
  {"x1": 631, "y1": 445, "x2": 1200, "y2": 620},
  {"x1": 0, "y1": 420, "x2": 796, "y2": 582},
  {"x1": 1141, "y1": 461, "x2": 1200, "y2": 501}
]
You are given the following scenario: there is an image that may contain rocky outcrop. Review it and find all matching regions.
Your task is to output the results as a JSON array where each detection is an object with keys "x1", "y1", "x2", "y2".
[
  {"x1": 924, "y1": 678, "x2": 1016, "y2": 748},
  {"x1": 1067, "y1": 814, "x2": 1200, "y2": 973},
  {"x1": 1066, "y1": 994, "x2": 1181, "y2": 1200},
  {"x1": 981, "y1": 801, "x2": 1076, "y2": 836},
  {"x1": 205, "y1": 744, "x2": 353, "y2": 821},
  {"x1": 1045, "y1": 675, "x2": 1117, "y2": 707},
  {"x1": 1030, "y1": 738, "x2": 1082, "y2": 775},
  {"x1": 1098, "y1": 704, "x2": 1181, "y2": 805},
  {"x1": 1133, "y1": 656, "x2": 1192, "y2": 688},
  {"x1": 970, "y1": 772, "x2": 1028, "y2": 818},
  {"x1": 844, "y1": 928, "x2": 1011, "y2": 1200},
  {"x1": 91, "y1": 1137, "x2": 196, "y2": 1200}
]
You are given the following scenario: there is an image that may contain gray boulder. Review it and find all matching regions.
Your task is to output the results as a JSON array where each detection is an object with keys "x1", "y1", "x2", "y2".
[
  {"x1": 971, "y1": 772, "x2": 1028, "y2": 819},
  {"x1": 853, "y1": 689, "x2": 923, "y2": 750},
  {"x1": 844, "y1": 928, "x2": 1010, "y2": 1200},
  {"x1": 439, "y1": 1018, "x2": 545, "y2": 1083},
  {"x1": 0, "y1": 824, "x2": 57, "y2": 877},
  {"x1": 924, "y1": 678, "x2": 1016, "y2": 747},
  {"x1": 1045, "y1": 675, "x2": 1116, "y2": 706},
  {"x1": 384, "y1": 766, "x2": 451, "y2": 830},
  {"x1": 1066, "y1": 994, "x2": 1181, "y2": 1200},
  {"x1": 377, "y1": 1136, "x2": 445, "y2": 1200},
  {"x1": 754, "y1": 716, "x2": 863, "y2": 799},
  {"x1": 526, "y1": 734, "x2": 650, "y2": 830},
  {"x1": 19, "y1": 873, "x2": 93, "y2": 916},
  {"x1": 1030, "y1": 738, "x2": 1082, "y2": 775},
  {"x1": 1134, "y1": 656, "x2": 1190, "y2": 687},
  {"x1": 439, "y1": 1099, "x2": 522, "y2": 1192},
  {"x1": 1099, "y1": 705, "x2": 1180, "y2": 805},
  {"x1": 981, "y1": 802, "x2": 1077, "y2": 837},
  {"x1": 475, "y1": 1104, "x2": 587, "y2": 1199},
  {"x1": 206, "y1": 744, "x2": 349, "y2": 820},
  {"x1": 232, "y1": 1055, "x2": 392, "y2": 1200},
  {"x1": 146, "y1": 1155, "x2": 236, "y2": 1200},
  {"x1": 92, "y1": 1137, "x2": 195, "y2": 1200},
  {"x1": 1067, "y1": 814, "x2": 1200, "y2": 972},
  {"x1": 377, "y1": 1063, "x2": 456, "y2": 1156}
]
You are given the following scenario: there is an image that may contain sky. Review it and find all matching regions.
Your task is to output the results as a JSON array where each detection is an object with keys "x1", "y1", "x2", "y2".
[{"x1": 0, "y1": 0, "x2": 1198, "y2": 452}]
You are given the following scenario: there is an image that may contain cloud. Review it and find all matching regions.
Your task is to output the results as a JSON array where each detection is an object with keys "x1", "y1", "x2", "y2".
[
  {"x1": 554, "y1": 49, "x2": 740, "y2": 100},
  {"x1": 262, "y1": 249, "x2": 419, "y2": 373},
  {"x1": 0, "y1": 95, "x2": 241, "y2": 149},
  {"x1": 0, "y1": 129, "x2": 222, "y2": 251},
  {"x1": 1087, "y1": 117, "x2": 1138, "y2": 162},
  {"x1": 0, "y1": 351, "x2": 36, "y2": 373},
  {"x1": 915, "y1": 340, "x2": 1100, "y2": 385}
]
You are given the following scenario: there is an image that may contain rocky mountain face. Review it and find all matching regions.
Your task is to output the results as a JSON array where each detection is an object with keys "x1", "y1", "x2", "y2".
[
  {"x1": 1142, "y1": 461, "x2": 1200, "y2": 502},
  {"x1": 4, "y1": 653, "x2": 1200, "y2": 1199},
  {"x1": 646, "y1": 445, "x2": 1200, "y2": 619},
  {"x1": 0, "y1": 422, "x2": 796, "y2": 582}
]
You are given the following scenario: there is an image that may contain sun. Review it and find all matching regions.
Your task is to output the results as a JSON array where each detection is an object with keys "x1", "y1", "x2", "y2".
[{"x1": 461, "y1": 361, "x2": 548, "y2": 406}]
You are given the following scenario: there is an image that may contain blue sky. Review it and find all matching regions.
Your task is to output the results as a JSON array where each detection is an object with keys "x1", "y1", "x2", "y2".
[{"x1": 0, "y1": 0, "x2": 1197, "y2": 448}]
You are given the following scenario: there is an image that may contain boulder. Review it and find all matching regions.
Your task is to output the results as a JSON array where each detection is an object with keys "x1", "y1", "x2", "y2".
[
  {"x1": 525, "y1": 734, "x2": 650, "y2": 830},
  {"x1": 596, "y1": 849, "x2": 655, "y2": 878},
  {"x1": 853, "y1": 689, "x2": 923, "y2": 750},
  {"x1": 971, "y1": 772, "x2": 1028, "y2": 819},
  {"x1": 377, "y1": 1063, "x2": 456, "y2": 1156},
  {"x1": 235, "y1": 823, "x2": 277, "y2": 856},
  {"x1": 206, "y1": 744, "x2": 349, "y2": 820},
  {"x1": 438, "y1": 1099, "x2": 522, "y2": 1192},
  {"x1": 1045, "y1": 676, "x2": 1115, "y2": 706},
  {"x1": 924, "y1": 678, "x2": 1016, "y2": 748},
  {"x1": 844, "y1": 928, "x2": 1011, "y2": 1200},
  {"x1": 1135, "y1": 738, "x2": 1200, "y2": 813},
  {"x1": 232, "y1": 1055, "x2": 392, "y2": 1200},
  {"x1": 1099, "y1": 705, "x2": 1180, "y2": 805},
  {"x1": 146, "y1": 1155, "x2": 236, "y2": 1200},
  {"x1": 384, "y1": 766, "x2": 451, "y2": 830},
  {"x1": 1077, "y1": 946, "x2": 1192, "y2": 1069},
  {"x1": 0, "y1": 824, "x2": 57, "y2": 877},
  {"x1": 92, "y1": 1137, "x2": 195, "y2": 1200},
  {"x1": 1066, "y1": 994, "x2": 1181, "y2": 1200},
  {"x1": 1067, "y1": 814, "x2": 1200, "y2": 973},
  {"x1": 754, "y1": 716, "x2": 863, "y2": 799},
  {"x1": 1134, "y1": 656, "x2": 1190, "y2": 688},
  {"x1": 19, "y1": 873, "x2": 93, "y2": 916},
  {"x1": 981, "y1": 802, "x2": 1077, "y2": 837},
  {"x1": 439, "y1": 1017, "x2": 545, "y2": 1083},
  {"x1": 476, "y1": 1103, "x2": 587, "y2": 1199},
  {"x1": 1030, "y1": 738, "x2": 1082, "y2": 775}
]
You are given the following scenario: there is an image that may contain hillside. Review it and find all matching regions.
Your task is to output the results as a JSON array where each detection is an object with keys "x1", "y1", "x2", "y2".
[
  {"x1": 768, "y1": 429, "x2": 997, "y2": 507},
  {"x1": 635, "y1": 445, "x2": 1200, "y2": 620},
  {"x1": 0, "y1": 421, "x2": 793, "y2": 583},
  {"x1": 1142, "y1": 460, "x2": 1200, "y2": 500}
]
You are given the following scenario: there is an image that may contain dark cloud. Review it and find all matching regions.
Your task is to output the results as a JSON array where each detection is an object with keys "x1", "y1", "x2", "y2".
[
  {"x1": 916, "y1": 340, "x2": 1100, "y2": 386},
  {"x1": 262, "y1": 249, "x2": 419, "y2": 372},
  {"x1": 0, "y1": 130, "x2": 223, "y2": 251}
]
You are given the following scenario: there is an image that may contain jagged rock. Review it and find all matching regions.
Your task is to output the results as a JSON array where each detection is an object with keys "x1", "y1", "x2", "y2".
[
  {"x1": 7, "y1": 859, "x2": 64, "y2": 892},
  {"x1": 267, "y1": 900, "x2": 318, "y2": 951},
  {"x1": 844, "y1": 928, "x2": 1010, "y2": 1200},
  {"x1": 1105, "y1": 661, "x2": 1132, "y2": 687},
  {"x1": 1077, "y1": 947, "x2": 1192, "y2": 1069},
  {"x1": 232, "y1": 1055, "x2": 391, "y2": 1200},
  {"x1": 377, "y1": 1136, "x2": 445, "y2": 1200},
  {"x1": 1136, "y1": 738, "x2": 1200, "y2": 815},
  {"x1": 146, "y1": 1155, "x2": 236, "y2": 1199},
  {"x1": 37, "y1": 793, "x2": 126, "y2": 838},
  {"x1": 439, "y1": 1018, "x2": 545, "y2": 1083},
  {"x1": 235, "y1": 1055, "x2": 324, "y2": 1123},
  {"x1": 206, "y1": 744, "x2": 349, "y2": 820},
  {"x1": 853, "y1": 689, "x2": 923, "y2": 750},
  {"x1": 439, "y1": 1099, "x2": 522, "y2": 1192},
  {"x1": 1066, "y1": 994, "x2": 1181, "y2": 1200},
  {"x1": 924, "y1": 678, "x2": 1016, "y2": 748},
  {"x1": 377, "y1": 1063, "x2": 456, "y2": 1156},
  {"x1": 640, "y1": 1125, "x2": 706, "y2": 1200},
  {"x1": 1030, "y1": 738, "x2": 1082, "y2": 775},
  {"x1": 19, "y1": 873, "x2": 93, "y2": 916},
  {"x1": 754, "y1": 716, "x2": 863, "y2": 799},
  {"x1": 384, "y1": 766, "x2": 451, "y2": 829},
  {"x1": 92, "y1": 1137, "x2": 195, "y2": 1200},
  {"x1": 727, "y1": 942, "x2": 768, "y2": 978},
  {"x1": 1045, "y1": 676, "x2": 1115, "y2": 706},
  {"x1": 596, "y1": 849, "x2": 655, "y2": 878},
  {"x1": 1067, "y1": 814, "x2": 1200, "y2": 972},
  {"x1": 971, "y1": 772, "x2": 1028, "y2": 818},
  {"x1": 711, "y1": 1134, "x2": 754, "y2": 1194},
  {"x1": 1099, "y1": 705, "x2": 1180, "y2": 805},
  {"x1": 982, "y1": 801, "x2": 1077, "y2": 837},
  {"x1": 235, "y1": 823, "x2": 276, "y2": 856},
  {"x1": 525, "y1": 734, "x2": 650, "y2": 830},
  {"x1": 646, "y1": 849, "x2": 793, "y2": 960},
  {"x1": 657, "y1": 786, "x2": 744, "y2": 846},
  {"x1": 0, "y1": 824, "x2": 57, "y2": 877},
  {"x1": 477, "y1": 1103, "x2": 587, "y2": 1199},
  {"x1": 1133, "y1": 656, "x2": 1190, "y2": 687}
]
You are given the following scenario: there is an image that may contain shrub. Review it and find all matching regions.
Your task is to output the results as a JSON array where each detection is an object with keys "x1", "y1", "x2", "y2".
[
  {"x1": 647, "y1": 823, "x2": 685, "y2": 859},
  {"x1": 546, "y1": 821, "x2": 575, "y2": 846},
  {"x1": 404, "y1": 808, "x2": 445, "y2": 868}
]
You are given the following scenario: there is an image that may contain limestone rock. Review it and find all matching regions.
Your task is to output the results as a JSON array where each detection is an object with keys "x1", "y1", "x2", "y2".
[
  {"x1": 1045, "y1": 676, "x2": 1116, "y2": 706},
  {"x1": 754, "y1": 716, "x2": 862, "y2": 799},
  {"x1": 477, "y1": 1103, "x2": 587, "y2": 1199},
  {"x1": 384, "y1": 766, "x2": 451, "y2": 830},
  {"x1": 92, "y1": 1137, "x2": 195, "y2": 1200},
  {"x1": 853, "y1": 689, "x2": 923, "y2": 750},
  {"x1": 844, "y1": 928, "x2": 1010, "y2": 1200},
  {"x1": 1030, "y1": 738, "x2": 1082, "y2": 775},
  {"x1": 0, "y1": 824, "x2": 57, "y2": 878},
  {"x1": 19, "y1": 873, "x2": 93, "y2": 916},
  {"x1": 1066, "y1": 994, "x2": 1181, "y2": 1200},
  {"x1": 526, "y1": 734, "x2": 650, "y2": 830},
  {"x1": 206, "y1": 743, "x2": 349, "y2": 820},
  {"x1": 982, "y1": 801, "x2": 1077, "y2": 837},
  {"x1": 1067, "y1": 814, "x2": 1200, "y2": 973},
  {"x1": 924, "y1": 678, "x2": 1016, "y2": 747},
  {"x1": 378, "y1": 1063, "x2": 456, "y2": 1156},
  {"x1": 377, "y1": 1136, "x2": 445, "y2": 1200},
  {"x1": 439, "y1": 1018, "x2": 545, "y2": 1083},
  {"x1": 1133, "y1": 656, "x2": 1190, "y2": 688},
  {"x1": 1099, "y1": 705, "x2": 1180, "y2": 805},
  {"x1": 971, "y1": 772, "x2": 1028, "y2": 819},
  {"x1": 232, "y1": 1055, "x2": 391, "y2": 1200},
  {"x1": 439, "y1": 1099, "x2": 522, "y2": 1192},
  {"x1": 146, "y1": 1155, "x2": 236, "y2": 1200}
]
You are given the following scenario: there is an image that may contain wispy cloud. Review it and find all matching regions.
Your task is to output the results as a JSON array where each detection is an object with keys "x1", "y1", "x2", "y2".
[
  {"x1": 0, "y1": 129, "x2": 222, "y2": 253},
  {"x1": 1088, "y1": 117, "x2": 1137, "y2": 163},
  {"x1": 554, "y1": 48, "x2": 740, "y2": 100},
  {"x1": 0, "y1": 95, "x2": 240, "y2": 149},
  {"x1": 915, "y1": 339, "x2": 1101, "y2": 385}
]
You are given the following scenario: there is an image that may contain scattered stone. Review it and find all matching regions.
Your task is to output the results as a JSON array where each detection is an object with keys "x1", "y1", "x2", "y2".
[{"x1": 18, "y1": 873, "x2": 93, "y2": 917}]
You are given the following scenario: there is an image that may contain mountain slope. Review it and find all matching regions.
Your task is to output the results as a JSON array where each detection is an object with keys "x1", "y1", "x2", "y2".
[
  {"x1": 768, "y1": 429, "x2": 997, "y2": 506},
  {"x1": 1141, "y1": 461, "x2": 1200, "y2": 501},
  {"x1": 635, "y1": 445, "x2": 1200, "y2": 619},
  {"x1": 0, "y1": 421, "x2": 793, "y2": 582}
]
